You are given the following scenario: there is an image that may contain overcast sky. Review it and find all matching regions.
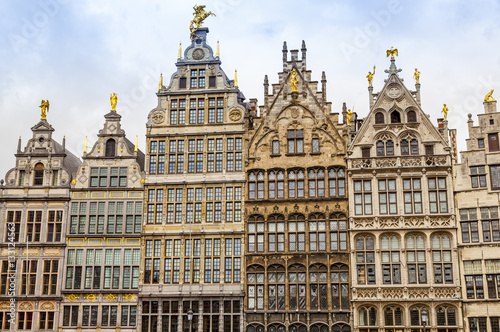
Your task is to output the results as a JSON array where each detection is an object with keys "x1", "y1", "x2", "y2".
[{"x1": 1, "y1": 0, "x2": 499, "y2": 180}]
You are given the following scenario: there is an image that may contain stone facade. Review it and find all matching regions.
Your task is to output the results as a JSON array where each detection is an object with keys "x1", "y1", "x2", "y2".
[
  {"x1": 347, "y1": 59, "x2": 462, "y2": 332},
  {"x1": 0, "y1": 117, "x2": 81, "y2": 331},
  {"x1": 454, "y1": 100, "x2": 500, "y2": 332},
  {"x1": 244, "y1": 41, "x2": 349, "y2": 332},
  {"x1": 60, "y1": 108, "x2": 145, "y2": 331},
  {"x1": 139, "y1": 27, "x2": 249, "y2": 332}
]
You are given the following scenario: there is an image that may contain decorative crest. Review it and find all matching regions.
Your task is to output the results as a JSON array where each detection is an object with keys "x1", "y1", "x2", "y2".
[
  {"x1": 110, "y1": 93, "x2": 117, "y2": 111},
  {"x1": 485, "y1": 89, "x2": 495, "y2": 102},
  {"x1": 39, "y1": 100, "x2": 50, "y2": 119},
  {"x1": 190, "y1": 5, "x2": 215, "y2": 38},
  {"x1": 386, "y1": 46, "x2": 398, "y2": 59}
]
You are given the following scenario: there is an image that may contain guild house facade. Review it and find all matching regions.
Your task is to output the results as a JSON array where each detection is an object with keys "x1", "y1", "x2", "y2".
[{"x1": 243, "y1": 41, "x2": 350, "y2": 332}]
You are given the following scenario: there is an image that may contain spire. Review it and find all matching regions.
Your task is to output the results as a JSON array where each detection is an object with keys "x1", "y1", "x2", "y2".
[
  {"x1": 301, "y1": 40, "x2": 307, "y2": 60},
  {"x1": 216, "y1": 40, "x2": 220, "y2": 58},
  {"x1": 84, "y1": 136, "x2": 87, "y2": 154},
  {"x1": 264, "y1": 75, "x2": 269, "y2": 96},
  {"x1": 178, "y1": 43, "x2": 182, "y2": 59},
  {"x1": 282, "y1": 41, "x2": 288, "y2": 63},
  {"x1": 159, "y1": 73, "x2": 163, "y2": 91},
  {"x1": 321, "y1": 71, "x2": 327, "y2": 101},
  {"x1": 17, "y1": 136, "x2": 22, "y2": 153},
  {"x1": 234, "y1": 69, "x2": 238, "y2": 88}
]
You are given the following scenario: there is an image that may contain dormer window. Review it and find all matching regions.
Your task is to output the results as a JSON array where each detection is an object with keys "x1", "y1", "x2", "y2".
[
  {"x1": 407, "y1": 111, "x2": 417, "y2": 122},
  {"x1": 391, "y1": 111, "x2": 401, "y2": 124},
  {"x1": 375, "y1": 112, "x2": 385, "y2": 124},
  {"x1": 34, "y1": 163, "x2": 44, "y2": 186},
  {"x1": 106, "y1": 139, "x2": 116, "y2": 157}
]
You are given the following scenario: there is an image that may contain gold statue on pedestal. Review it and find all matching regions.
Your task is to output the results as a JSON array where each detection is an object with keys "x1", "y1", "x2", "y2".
[
  {"x1": 110, "y1": 93, "x2": 118, "y2": 111},
  {"x1": 485, "y1": 89, "x2": 495, "y2": 102},
  {"x1": 39, "y1": 100, "x2": 50, "y2": 119},
  {"x1": 413, "y1": 68, "x2": 420, "y2": 84},
  {"x1": 366, "y1": 66, "x2": 376, "y2": 87},
  {"x1": 190, "y1": 5, "x2": 215, "y2": 38},
  {"x1": 347, "y1": 109, "x2": 353, "y2": 124},
  {"x1": 442, "y1": 104, "x2": 449, "y2": 120},
  {"x1": 289, "y1": 69, "x2": 299, "y2": 92},
  {"x1": 386, "y1": 46, "x2": 398, "y2": 59}
]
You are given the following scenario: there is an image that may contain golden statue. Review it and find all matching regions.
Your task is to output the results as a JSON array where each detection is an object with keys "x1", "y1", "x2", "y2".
[
  {"x1": 413, "y1": 68, "x2": 420, "y2": 84},
  {"x1": 485, "y1": 89, "x2": 495, "y2": 102},
  {"x1": 289, "y1": 68, "x2": 299, "y2": 92},
  {"x1": 442, "y1": 104, "x2": 448, "y2": 120},
  {"x1": 39, "y1": 100, "x2": 50, "y2": 119},
  {"x1": 190, "y1": 5, "x2": 215, "y2": 38},
  {"x1": 347, "y1": 109, "x2": 353, "y2": 124},
  {"x1": 366, "y1": 65, "x2": 376, "y2": 87},
  {"x1": 386, "y1": 46, "x2": 398, "y2": 59},
  {"x1": 110, "y1": 93, "x2": 118, "y2": 111}
]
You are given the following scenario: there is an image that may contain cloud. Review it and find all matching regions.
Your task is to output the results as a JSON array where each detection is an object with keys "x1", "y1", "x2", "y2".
[{"x1": 1, "y1": 0, "x2": 500, "y2": 179}]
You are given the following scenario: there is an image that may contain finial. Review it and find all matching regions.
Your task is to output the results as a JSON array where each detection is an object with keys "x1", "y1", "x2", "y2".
[
  {"x1": 110, "y1": 93, "x2": 117, "y2": 111},
  {"x1": 84, "y1": 136, "x2": 87, "y2": 154},
  {"x1": 413, "y1": 68, "x2": 420, "y2": 84},
  {"x1": 178, "y1": 43, "x2": 182, "y2": 59},
  {"x1": 159, "y1": 73, "x2": 163, "y2": 90},
  {"x1": 39, "y1": 100, "x2": 50, "y2": 119},
  {"x1": 134, "y1": 135, "x2": 138, "y2": 152},
  {"x1": 485, "y1": 89, "x2": 495, "y2": 102},
  {"x1": 190, "y1": 5, "x2": 215, "y2": 38},
  {"x1": 442, "y1": 104, "x2": 449, "y2": 120},
  {"x1": 234, "y1": 69, "x2": 238, "y2": 87},
  {"x1": 386, "y1": 46, "x2": 398, "y2": 59},
  {"x1": 216, "y1": 40, "x2": 220, "y2": 58},
  {"x1": 366, "y1": 66, "x2": 376, "y2": 87}
]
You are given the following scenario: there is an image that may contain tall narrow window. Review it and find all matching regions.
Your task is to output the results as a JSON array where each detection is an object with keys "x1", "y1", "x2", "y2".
[
  {"x1": 381, "y1": 235, "x2": 401, "y2": 284},
  {"x1": 34, "y1": 163, "x2": 44, "y2": 185},
  {"x1": 354, "y1": 180, "x2": 372, "y2": 215},
  {"x1": 432, "y1": 234, "x2": 453, "y2": 284},
  {"x1": 105, "y1": 139, "x2": 116, "y2": 157},
  {"x1": 403, "y1": 178, "x2": 422, "y2": 214},
  {"x1": 378, "y1": 179, "x2": 397, "y2": 214},
  {"x1": 309, "y1": 264, "x2": 328, "y2": 309},
  {"x1": 428, "y1": 177, "x2": 448, "y2": 213},
  {"x1": 267, "y1": 265, "x2": 286, "y2": 310},
  {"x1": 328, "y1": 167, "x2": 346, "y2": 197},
  {"x1": 288, "y1": 169, "x2": 305, "y2": 198},
  {"x1": 288, "y1": 265, "x2": 307, "y2": 309},
  {"x1": 287, "y1": 129, "x2": 304, "y2": 154},
  {"x1": 331, "y1": 264, "x2": 349, "y2": 309},
  {"x1": 406, "y1": 234, "x2": 427, "y2": 284},
  {"x1": 356, "y1": 235, "x2": 375, "y2": 284},
  {"x1": 489, "y1": 133, "x2": 499, "y2": 152},
  {"x1": 464, "y1": 260, "x2": 484, "y2": 299}
]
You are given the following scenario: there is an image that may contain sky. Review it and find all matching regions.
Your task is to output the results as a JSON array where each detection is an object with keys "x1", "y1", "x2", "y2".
[{"x1": 0, "y1": 0, "x2": 499, "y2": 179}]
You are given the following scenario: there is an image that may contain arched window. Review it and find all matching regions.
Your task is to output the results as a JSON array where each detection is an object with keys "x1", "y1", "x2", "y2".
[
  {"x1": 247, "y1": 215, "x2": 264, "y2": 252},
  {"x1": 375, "y1": 112, "x2": 385, "y2": 124},
  {"x1": 381, "y1": 235, "x2": 401, "y2": 284},
  {"x1": 356, "y1": 235, "x2": 375, "y2": 284},
  {"x1": 288, "y1": 169, "x2": 305, "y2": 198},
  {"x1": 248, "y1": 171, "x2": 265, "y2": 199},
  {"x1": 432, "y1": 233, "x2": 453, "y2": 284},
  {"x1": 329, "y1": 213, "x2": 348, "y2": 251},
  {"x1": 308, "y1": 168, "x2": 325, "y2": 198},
  {"x1": 331, "y1": 264, "x2": 349, "y2": 309},
  {"x1": 288, "y1": 265, "x2": 306, "y2": 309},
  {"x1": 359, "y1": 307, "x2": 377, "y2": 326},
  {"x1": 309, "y1": 264, "x2": 328, "y2": 309},
  {"x1": 377, "y1": 141, "x2": 385, "y2": 156},
  {"x1": 385, "y1": 306, "x2": 404, "y2": 327},
  {"x1": 247, "y1": 325, "x2": 264, "y2": 332},
  {"x1": 410, "y1": 306, "x2": 430, "y2": 331},
  {"x1": 289, "y1": 324, "x2": 307, "y2": 332},
  {"x1": 407, "y1": 110, "x2": 417, "y2": 122},
  {"x1": 328, "y1": 167, "x2": 346, "y2": 197},
  {"x1": 268, "y1": 325, "x2": 286, "y2": 332},
  {"x1": 406, "y1": 234, "x2": 427, "y2": 284},
  {"x1": 391, "y1": 111, "x2": 401, "y2": 123},
  {"x1": 247, "y1": 265, "x2": 265, "y2": 309},
  {"x1": 376, "y1": 134, "x2": 394, "y2": 156},
  {"x1": 267, "y1": 214, "x2": 285, "y2": 252},
  {"x1": 105, "y1": 138, "x2": 116, "y2": 157},
  {"x1": 401, "y1": 133, "x2": 419, "y2": 155},
  {"x1": 309, "y1": 213, "x2": 326, "y2": 251},
  {"x1": 310, "y1": 325, "x2": 328, "y2": 332},
  {"x1": 267, "y1": 265, "x2": 286, "y2": 310},
  {"x1": 268, "y1": 170, "x2": 285, "y2": 199},
  {"x1": 33, "y1": 163, "x2": 44, "y2": 186},
  {"x1": 288, "y1": 214, "x2": 306, "y2": 252},
  {"x1": 436, "y1": 306, "x2": 457, "y2": 329}
]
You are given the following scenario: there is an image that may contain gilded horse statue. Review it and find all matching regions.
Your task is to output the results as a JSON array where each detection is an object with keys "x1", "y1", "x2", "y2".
[{"x1": 190, "y1": 5, "x2": 215, "y2": 38}]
